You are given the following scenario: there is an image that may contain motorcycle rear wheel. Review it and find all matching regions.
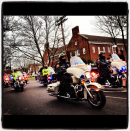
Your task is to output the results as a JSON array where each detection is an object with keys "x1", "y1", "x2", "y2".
[{"x1": 87, "y1": 91, "x2": 106, "y2": 109}]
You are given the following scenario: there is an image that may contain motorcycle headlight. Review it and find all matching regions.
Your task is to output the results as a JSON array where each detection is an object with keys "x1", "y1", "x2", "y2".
[{"x1": 85, "y1": 72, "x2": 91, "y2": 78}]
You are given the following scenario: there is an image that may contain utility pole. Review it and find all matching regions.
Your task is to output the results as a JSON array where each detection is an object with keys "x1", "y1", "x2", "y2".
[{"x1": 56, "y1": 15, "x2": 68, "y2": 55}]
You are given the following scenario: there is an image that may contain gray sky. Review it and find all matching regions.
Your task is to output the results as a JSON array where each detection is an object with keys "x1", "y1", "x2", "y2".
[{"x1": 67, "y1": 16, "x2": 97, "y2": 36}]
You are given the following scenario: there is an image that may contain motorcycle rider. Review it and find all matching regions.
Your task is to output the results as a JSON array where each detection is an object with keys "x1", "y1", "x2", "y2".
[
  {"x1": 42, "y1": 65, "x2": 50, "y2": 84},
  {"x1": 96, "y1": 51, "x2": 111, "y2": 84},
  {"x1": 118, "y1": 50, "x2": 125, "y2": 61},
  {"x1": 55, "y1": 53, "x2": 75, "y2": 97},
  {"x1": 12, "y1": 70, "x2": 18, "y2": 84}
]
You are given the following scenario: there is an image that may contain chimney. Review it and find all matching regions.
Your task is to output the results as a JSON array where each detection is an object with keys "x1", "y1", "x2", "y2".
[
  {"x1": 45, "y1": 43, "x2": 49, "y2": 49},
  {"x1": 72, "y1": 26, "x2": 79, "y2": 36}
]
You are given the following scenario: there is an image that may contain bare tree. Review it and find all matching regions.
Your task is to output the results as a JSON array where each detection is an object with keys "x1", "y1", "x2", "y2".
[{"x1": 92, "y1": 16, "x2": 127, "y2": 52}]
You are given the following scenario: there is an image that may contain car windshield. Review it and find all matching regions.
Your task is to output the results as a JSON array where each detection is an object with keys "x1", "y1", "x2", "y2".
[
  {"x1": 112, "y1": 54, "x2": 120, "y2": 60},
  {"x1": 70, "y1": 56, "x2": 91, "y2": 71}
]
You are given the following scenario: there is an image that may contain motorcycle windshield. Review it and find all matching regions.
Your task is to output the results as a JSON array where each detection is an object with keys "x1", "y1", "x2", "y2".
[
  {"x1": 70, "y1": 56, "x2": 91, "y2": 71},
  {"x1": 48, "y1": 67, "x2": 55, "y2": 75},
  {"x1": 112, "y1": 54, "x2": 120, "y2": 60}
]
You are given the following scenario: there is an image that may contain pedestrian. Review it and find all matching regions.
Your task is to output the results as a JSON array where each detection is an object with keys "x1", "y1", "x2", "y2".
[{"x1": 118, "y1": 50, "x2": 125, "y2": 61}]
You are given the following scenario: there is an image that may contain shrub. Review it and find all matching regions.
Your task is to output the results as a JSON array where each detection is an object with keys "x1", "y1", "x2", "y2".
[
  {"x1": 81, "y1": 58, "x2": 87, "y2": 64},
  {"x1": 81, "y1": 58, "x2": 94, "y2": 64}
]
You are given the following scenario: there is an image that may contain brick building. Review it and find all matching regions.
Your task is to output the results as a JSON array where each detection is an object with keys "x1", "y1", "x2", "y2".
[
  {"x1": 67, "y1": 26, "x2": 127, "y2": 63},
  {"x1": 43, "y1": 43, "x2": 68, "y2": 67}
]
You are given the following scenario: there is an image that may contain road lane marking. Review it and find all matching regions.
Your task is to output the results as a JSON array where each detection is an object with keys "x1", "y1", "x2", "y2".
[
  {"x1": 106, "y1": 96, "x2": 127, "y2": 99},
  {"x1": 104, "y1": 90, "x2": 127, "y2": 92}
]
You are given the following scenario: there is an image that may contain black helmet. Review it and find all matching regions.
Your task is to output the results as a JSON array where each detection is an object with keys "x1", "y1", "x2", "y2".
[
  {"x1": 59, "y1": 53, "x2": 66, "y2": 62},
  {"x1": 59, "y1": 53, "x2": 66, "y2": 59},
  {"x1": 99, "y1": 51, "x2": 105, "y2": 57},
  {"x1": 98, "y1": 51, "x2": 105, "y2": 55},
  {"x1": 44, "y1": 65, "x2": 47, "y2": 69}
]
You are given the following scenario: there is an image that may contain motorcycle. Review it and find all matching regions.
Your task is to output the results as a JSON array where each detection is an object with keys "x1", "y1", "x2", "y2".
[
  {"x1": 40, "y1": 67, "x2": 56, "y2": 86},
  {"x1": 47, "y1": 56, "x2": 106, "y2": 109},
  {"x1": 97, "y1": 53, "x2": 127, "y2": 88},
  {"x1": 3, "y1": 74, "x2": 10, "y2": 87},
  {"x1": 109, "y1": 53, "x2": 127, "y2": 87},
  {"x1": 13, "y1": 75, "x2": 26, "y2": 91}
]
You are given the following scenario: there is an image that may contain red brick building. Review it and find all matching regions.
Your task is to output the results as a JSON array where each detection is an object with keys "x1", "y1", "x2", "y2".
[
  {"x1": 67, "y1": 26, "x2": 127, "y2": 63},
  {"x1": 43, "y1": 43, "x2": 68, "y2": 67}
]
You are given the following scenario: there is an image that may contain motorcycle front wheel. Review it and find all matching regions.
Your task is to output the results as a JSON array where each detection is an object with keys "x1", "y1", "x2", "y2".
[{"x1": 87, "y1": 91, "x2": 106, "y2": 109}]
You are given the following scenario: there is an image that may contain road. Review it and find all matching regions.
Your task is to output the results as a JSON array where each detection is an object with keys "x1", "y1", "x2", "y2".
[
  {"x1": 3, "y1": 79, "x2": 128, "y2": 115},
  {"x1": 2, "y1": 79, "x2": 128, "y2": 129}
]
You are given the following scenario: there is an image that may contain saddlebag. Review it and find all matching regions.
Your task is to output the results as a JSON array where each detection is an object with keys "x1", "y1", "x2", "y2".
[{"x1": 47, "y1": 81, "x2": 60, "y2": 94}]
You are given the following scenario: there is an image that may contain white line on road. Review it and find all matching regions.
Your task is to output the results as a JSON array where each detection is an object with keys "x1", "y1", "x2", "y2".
[
  {"x1": 106, "y1": 96, "x2": 127, "y2": 99},
  {"x1": 104, "y1": 90, "x2": 127, "y2": 92}
]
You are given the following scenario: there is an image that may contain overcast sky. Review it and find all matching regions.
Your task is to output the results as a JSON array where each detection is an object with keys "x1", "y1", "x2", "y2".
[{"x1": 66, "y1": 16, "x2": 97, "y2": 36}]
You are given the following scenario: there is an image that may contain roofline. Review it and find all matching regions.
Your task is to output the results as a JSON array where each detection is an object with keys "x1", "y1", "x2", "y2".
[
  {"x1": 78, "y1": 33, "x2": 88, "y2": 39},
  {"x1": 88, "y1": 41, "x2": 124, "y2": 45}
]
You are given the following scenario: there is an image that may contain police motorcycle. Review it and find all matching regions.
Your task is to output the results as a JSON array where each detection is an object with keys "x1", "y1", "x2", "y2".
[
  {"x1": 47, "y1": 56, "x2": 106, "y2": 109},
  {"x1": 40, "y1": 67, "x2": 55, "y2": 86},
  {"x1": 98, "y1": 46, "x2": 127, "y2": 88},
  {"x1": 22, "y1": 72, "x2": 29, "y2": 84},
  {"x1": 106, "y1": 53, "x2": 127, "y2": 88},
  {"x1": 47, "y1": 67, "x2": 56, "y2": 84},
  {"x1": 13, "y1": 73, "x2": 26, "y2": 91},
  {"x1": 3, "y1": 74, "x2": 10, "y2": 87}
]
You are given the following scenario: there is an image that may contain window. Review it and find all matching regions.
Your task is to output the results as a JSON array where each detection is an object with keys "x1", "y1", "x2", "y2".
[
  {"x1": 75, "y1": 50, "x2": 77, "y2": 56},
  {"x1": 75, "y1": 41, "x2": 77, "y2": 46},
  {"x1": 103, "y1": 47, "x2": 105, "y2": 52},
  {"x1": 70, "y1": 52, "x2": 72, "y2": 57},
  {"x1": 77, "y1": 49, "x2": 80, "y2": 55},
  {"x1": 83, "y1": 48, "x2": 86, "y2": 54},
  {"x1": 75, "y1": 50, "x2": 80, "y2": 56},
  {"x1": 108, "y1": 47, "x2": 110, "y2": 52},
  {"x1": 122, "y1": 47, "x2": 123, "y2": 50},
  {"x1": 92, "y1": 46, "x2": 95, "y2": 53},
  {"x1": 98, "y1": 47, "x2": 100, "y2": 53}
]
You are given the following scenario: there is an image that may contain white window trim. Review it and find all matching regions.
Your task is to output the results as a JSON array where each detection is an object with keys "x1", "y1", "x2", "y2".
[
  {"x1": 108, "y1": 47, "x2": 110, "y2": 53},
  {"x1": 75, "y1": 41, "x2": 77, "y2": 46},
  {"x1": 103, "y1": 47, "x2": 105, "y2": 52},
  {"x1": 98, "y1": 47, "x2": 100, "y2": 53},
  {"x1": 92, "y1": 46, "x2": 95, "y2": 53},
  {"x1": 77, "y1": 49, "x2": 80, "y2": 55},
  {"x1": 83, "y1": 48, "x2": 86, "y2": 54}
]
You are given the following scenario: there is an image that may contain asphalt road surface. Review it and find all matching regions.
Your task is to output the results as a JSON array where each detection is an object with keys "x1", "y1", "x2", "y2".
[
  {"x1": 3, "y1": 79, "x2": 128, "y2": 115},
  {"x1": 2, "y1": 79, "x2": 128, "y2": 129}
]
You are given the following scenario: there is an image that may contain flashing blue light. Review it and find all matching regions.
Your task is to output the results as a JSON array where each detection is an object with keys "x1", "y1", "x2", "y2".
[
  {"x1": 49, "y1": 76, "x2": 53, "y2": 80},
  {"x1": 74, "y1": 62, "x2": 78, "y2": 65},
  {"x1": 10, "y1": 76, "x2": 13, "y2": 80},
  {"x1": 121, "y1": 66, "x2": 126, "y2": 72},
  {"x1": 81, "y1": 74, "x2": 84, "y2": 78},
  {"x1": 118, "y1": 69, "x2": 121, "y2": 72}
]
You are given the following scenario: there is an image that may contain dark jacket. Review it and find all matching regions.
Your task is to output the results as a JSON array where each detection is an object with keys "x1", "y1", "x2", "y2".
[
  {"x1": 55, "y1": 61, "x2": 70, "y2": 81},
  {"x1": 118, "y1": 54, "x2": 125, "y2": 61},
  {"x1": 96, "y1": 56, "x2": 111, "y2": 76}
]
